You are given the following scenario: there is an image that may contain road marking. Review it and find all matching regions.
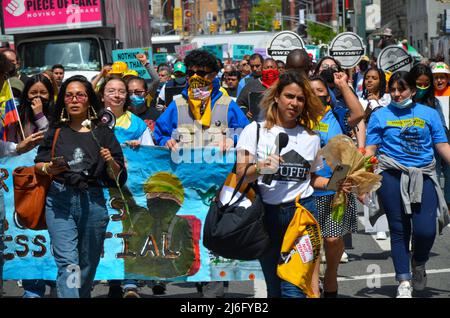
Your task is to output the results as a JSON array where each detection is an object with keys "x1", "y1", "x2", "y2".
[
  {"x1": 253, "y1": 279, "x2": 267, "y2": 298},
  {"x1": 358, "y1": 216, "x2": 391, "y2": 251},
  {"x1": 337, "y1": 268, "x2": 450, "y2": 282}
]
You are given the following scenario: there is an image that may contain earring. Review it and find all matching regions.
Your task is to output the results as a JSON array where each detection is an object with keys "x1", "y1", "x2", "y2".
[
  {"x1": 89, "y1": 105, "x2": 98, "y2": 120},
  {"x1": 60, "y1": 108, "x2": 70, "y2": 123}
]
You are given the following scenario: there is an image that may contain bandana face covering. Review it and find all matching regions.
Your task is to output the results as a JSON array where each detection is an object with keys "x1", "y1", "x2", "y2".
[
  {"x1": 188, "y1": 74, "x2": 213, "y2": 127},
  {"x1": 261, "y1": 69, "x2": 280, "y2": 88}
]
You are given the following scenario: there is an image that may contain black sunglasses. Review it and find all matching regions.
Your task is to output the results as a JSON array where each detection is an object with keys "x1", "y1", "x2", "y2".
[{"x1": 187, "y1": 69, "x2": 213, "y2": 77}]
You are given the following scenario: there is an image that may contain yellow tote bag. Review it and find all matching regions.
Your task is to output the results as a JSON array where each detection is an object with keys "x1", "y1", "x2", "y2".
[{"x1": 277, "y1": 196, "x2": 322, "y2": 298}]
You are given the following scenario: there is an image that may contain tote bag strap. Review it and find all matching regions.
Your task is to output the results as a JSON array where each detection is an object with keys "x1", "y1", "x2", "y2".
[{"x1": 51, "y1": 128, "x2": 61, "y2": 158}]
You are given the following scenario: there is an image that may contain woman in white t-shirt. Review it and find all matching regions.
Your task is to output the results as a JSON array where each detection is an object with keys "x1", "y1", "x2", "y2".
[{"x1": 236, "y1": 71, "x2": 351, "y2": 298}]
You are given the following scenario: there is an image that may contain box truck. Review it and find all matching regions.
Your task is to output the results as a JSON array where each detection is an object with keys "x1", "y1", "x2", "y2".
[{"x1": 1, "y1": 0, "x2": 151, "y2": 79}]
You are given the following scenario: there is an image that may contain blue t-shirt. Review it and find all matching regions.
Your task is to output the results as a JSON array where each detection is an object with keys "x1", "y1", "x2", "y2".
[
  {"x1": 313, "y1": 105, "x2": 350, "y2": 196},
  {"x1": 366, "y1": 103, "x2": 448, "y2": 168}
]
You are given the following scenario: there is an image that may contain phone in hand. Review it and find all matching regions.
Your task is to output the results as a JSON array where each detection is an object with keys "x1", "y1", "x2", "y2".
[
  {"x1": 51, "y1": 156, "x2": 69, "y2": 169},
  {"x1": 326, "y1": 164, "x2": 351, "y2": 191}
]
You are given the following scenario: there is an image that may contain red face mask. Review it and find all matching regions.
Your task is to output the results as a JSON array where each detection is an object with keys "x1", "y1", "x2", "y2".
[{"x1": 261, "y1": 69, "x2": 280, "y2": 88}]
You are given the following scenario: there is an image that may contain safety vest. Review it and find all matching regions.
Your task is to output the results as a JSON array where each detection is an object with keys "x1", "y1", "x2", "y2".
[{"x1": 173, "y1": 94, "x2": 230, "y2": 147}]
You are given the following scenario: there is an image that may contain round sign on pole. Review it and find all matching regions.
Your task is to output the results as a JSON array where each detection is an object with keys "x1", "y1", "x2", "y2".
[
  {"x1": 267, "y1": 31, "x2": 305, "y2": 63},
  {"x1": 328, "y1": 32, "x2": 366, "y2": 69},
  {"x1": 377, "y1": 45, "x2": 413, "y2": 73}
]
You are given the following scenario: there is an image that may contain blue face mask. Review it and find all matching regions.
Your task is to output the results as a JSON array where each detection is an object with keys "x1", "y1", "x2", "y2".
[
  {"x1": 391, "y1": 97, "x2": 413, "y2": 109},
  {"x1": 130, "y1": 94, "x2": 146, "y2": 107},
  {"x1": 174, "y1": 77, "x2": 186, "y2": 85},
  {"x1": 415, "y1": 86, "x2": 429, "y2": 100}
]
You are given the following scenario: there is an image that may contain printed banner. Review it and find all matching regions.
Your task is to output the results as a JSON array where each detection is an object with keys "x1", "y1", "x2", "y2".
[
  {"x1": 3, "y1": 0, "x2": 103, "y2": 34},
  {"x1": 175, "y1": 43, "x2": 198, "y2": 60},
  {"x1": 154, "y1": 53, "x2": 168, "y2": 67},
  {"x1": 112, "y1": 48, "x2": 153, "y2": 80},
  {"x1": 1, "y1": 147, "x2": 264, "y2": 282},
  {"x1": 201, "y1": 44, "x2": 225, "y2": 61},
  {"x1": 232, "y1": 45, "x2": 254, "y2": 61}
]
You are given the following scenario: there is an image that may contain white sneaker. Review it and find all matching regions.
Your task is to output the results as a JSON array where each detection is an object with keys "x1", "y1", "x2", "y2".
[
  {"x1": 376, "y1": 231, "x2": 387, "y2": 240},
  {"x1": 396, "y1": 281, "x2": 413, "y2": 298},
  {"x1": 340, "y1": 251, "x2": 349, "y2": 263},
  {"x1": 412, "y1": 264, "x2": 427, "y2": 291}
]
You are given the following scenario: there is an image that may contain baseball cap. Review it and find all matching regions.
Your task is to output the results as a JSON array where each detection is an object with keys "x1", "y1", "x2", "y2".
[
  {"x1": 432, "y1": 62, "x2": 450, "y2": 75},
  {"x1": 173, "y1": 62, "x2": 186, "y2": 74},
  {"x1": 360, "y1": 55, "x2": 370, "y2": 62}
]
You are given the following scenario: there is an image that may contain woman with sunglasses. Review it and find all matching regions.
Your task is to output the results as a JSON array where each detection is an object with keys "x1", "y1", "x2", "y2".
[
  {"x1": 34, "y1": 75, "x2": 126, "y2": 298},
  {"x1": 365, "y1": 71, "x2": 450, "y2": 298},
  {"x1": 99, "y1": 77, "x2": 154, "y2": 148}
]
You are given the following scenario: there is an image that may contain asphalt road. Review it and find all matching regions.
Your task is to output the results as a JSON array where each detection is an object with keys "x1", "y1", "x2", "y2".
[{"x1": 2, "y1": 210, "x2": 450, "y2": 299}]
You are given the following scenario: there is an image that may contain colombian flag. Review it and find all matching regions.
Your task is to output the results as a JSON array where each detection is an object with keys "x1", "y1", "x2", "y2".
[{"x1": 0, "y1": 79, "x2": 20, "y2": 141}]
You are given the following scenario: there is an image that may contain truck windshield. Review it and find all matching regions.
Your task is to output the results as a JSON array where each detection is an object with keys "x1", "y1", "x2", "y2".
[{"x1": 19, "y1": 38, "x2": 101, "y2": 75}]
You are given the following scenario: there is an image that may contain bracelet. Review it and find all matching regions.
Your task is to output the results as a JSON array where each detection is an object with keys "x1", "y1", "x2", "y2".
[{"x1": 41, "y1": 163, "x2": 50, "y2": 175}]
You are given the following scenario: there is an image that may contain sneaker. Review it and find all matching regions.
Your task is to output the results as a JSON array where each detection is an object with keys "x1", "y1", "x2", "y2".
[
  {"x1": 340, "y1": 251, "x2": 349, "y2": 263},
  {"x1": 376, "y1": 231, "x2": 387, "y2": 240},
  {"x1": 123, "y1": 288, "x2": 140, "y2": 298},
  {"x1": 107, "y1": 285, "x2": 123, "y2": 298},
  {"x1": 412, "y1": 264, "x2": 427, "y2": 291},
  {"x1": 396, "y1": 281, "x2": 413, "y2": 298}
]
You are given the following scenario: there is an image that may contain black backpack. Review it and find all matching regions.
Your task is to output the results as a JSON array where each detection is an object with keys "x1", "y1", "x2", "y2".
[{"x1": 203, "y1": 123, "x2": 270, "y2": 260}]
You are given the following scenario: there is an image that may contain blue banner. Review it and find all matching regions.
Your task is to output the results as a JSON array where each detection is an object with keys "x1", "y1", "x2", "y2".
[
  {"x1": 1, "y1": 147, "x2": 263, "y2": 282},
  {"x1": 112, "y1": 48, "x2": 153, "y2": 80}
]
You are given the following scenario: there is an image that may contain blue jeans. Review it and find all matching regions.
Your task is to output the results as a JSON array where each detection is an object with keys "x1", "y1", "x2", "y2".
[
  {"x1": 259, "y1": 196, "x2": 317, "y2": 298},
  {"x1": 0, "y1": 190, "x2": 4, "y2": 294},
  {"x1": 436, "y1": 152, "x2": 450, "y2": 204},
  {"x1": 46, "y1": 182, "x2": 109, "y2": 298},
  {"x1": 378, "y1": 170, "x2": 437, "y2": 281}
]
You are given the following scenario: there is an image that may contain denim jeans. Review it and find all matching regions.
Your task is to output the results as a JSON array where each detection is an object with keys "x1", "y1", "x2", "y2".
[
  {"x1": 378, "y1": 170, "x2": 437, "y2": 281},
  {"x1": 0, "y1": 190, "x2": 4, "y2": 294},
  {"x1": 45, "y1": 181, "x2": 109, "y2": 298},
  {"x1": 436, "y1": 152, "x2": 450, "y2": 204},
  {"x1": 259, "y1": 196, "x2": 317, "y2": 298}
]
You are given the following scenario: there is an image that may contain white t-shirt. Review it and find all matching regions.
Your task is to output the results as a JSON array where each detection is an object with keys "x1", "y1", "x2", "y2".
[
  {"x1": 236, "y1": 121, "x2": 323, "y2": 205},
  {"x1": 358, "y1": 93, "x2": 391, "y2": 110}
]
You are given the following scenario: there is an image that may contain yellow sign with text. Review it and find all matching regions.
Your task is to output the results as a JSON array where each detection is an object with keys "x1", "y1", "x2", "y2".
[
  {"x1": 386, "y1": 118, "x2": 425, "y2": 129},
  {"x1": 174, "y1": 7, "x2": 183, "y2": 30}
]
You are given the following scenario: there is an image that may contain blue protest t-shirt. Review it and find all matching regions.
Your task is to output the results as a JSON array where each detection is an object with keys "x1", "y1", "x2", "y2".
[
  {"x1": 313, "y1": 105, "x2": 350, "y2": 196},
  {"x1": 366, "y1": 103, "x2": 448, "y2": 168}
]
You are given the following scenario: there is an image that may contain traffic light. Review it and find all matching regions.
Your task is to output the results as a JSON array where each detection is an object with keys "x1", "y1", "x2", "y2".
[
  {"x1": 209, "y1": 23, "x2": 217, "y2": 33},
  {"x1": 297, "y1": 23, "x2": 307, "y2": 38}
]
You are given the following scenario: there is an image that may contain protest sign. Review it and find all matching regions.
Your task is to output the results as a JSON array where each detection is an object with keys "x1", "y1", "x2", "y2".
[
  {"x1": 328, "y1": 32, "x2": 365, "y2": 69},
  {"x1": 202, "y1": 44, "x2": 225, "y2": 61},
  {"x1": 267, "y1": 31, "x2": 305, "y2": 63},
  {"x1": 112, "y1": 48, "x2": 153, "y2": 79},
  {"x1": 175, "y1": 43, "x2": 198, "y2": 59},
  {"x1": 232, "y1": 45, "x2": 254, "y2": 61},
  {"x1": 377, "y1": 45, "x2": 413, "y2": 73}
]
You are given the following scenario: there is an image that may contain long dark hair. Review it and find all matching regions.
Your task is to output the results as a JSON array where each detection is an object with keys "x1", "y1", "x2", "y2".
[
  {"x1": 52, "y1": 75, "x2": 102, "y2": 128},
  {"x1": 362, "y1": 67, "x2": 386, "y2": 99},
  {"x1": 388, "y1": 71, "x2": 416, "y2": 93},
  {"x1": 409, "y1": 63, "x2": 437, "y2": 108},
  {"x1": 19, "y1": 74, "x2": 54, "y2": 126},
  {"x1": 313, "y1": 56, "x2": 343, "y2": 76}
]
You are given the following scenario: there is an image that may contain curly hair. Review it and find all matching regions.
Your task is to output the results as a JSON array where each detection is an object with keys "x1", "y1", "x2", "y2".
[
  {"x1": 184, "y1": 50, "x2": 220, "y2": 73},
  {"x1": 260, "y1": 70, "x2": 324, "y2": 134},
  {"x1": 362, "y1": 67, "x2": 387, "y2": 100}
]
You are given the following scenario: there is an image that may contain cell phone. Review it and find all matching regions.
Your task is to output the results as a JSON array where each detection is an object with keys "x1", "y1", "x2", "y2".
[
  {"x1": 326, "y1": 164, "x2": 351, "y2": 192},
  {"x1": 51, "y1": 156, "x2": 69, "y2": 168}
]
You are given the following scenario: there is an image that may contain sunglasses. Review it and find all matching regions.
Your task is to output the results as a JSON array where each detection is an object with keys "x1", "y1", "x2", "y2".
[
  {"x1": 64, "y1": 93, "x2": 88, "y2": 103},
  {"x1": 187, "y1": 70, "x2": 213, "y2": 77}
]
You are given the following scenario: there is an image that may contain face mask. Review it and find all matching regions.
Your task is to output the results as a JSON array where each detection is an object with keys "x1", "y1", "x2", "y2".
[
  {"x1": 391, "y1": 97, "x2": 413, "y2": 109},
  {"x1": 174, "y1": 77, "x2": 186, "y2": 85},
  {"x1": 318, "y1": 96, "x2": 330, "y2": 107},
  {"x1": 130, "y1": 94, "x2": 146, "y2": 107},
  {"x1": 261, "y1": 69, "x2": 280, "y2": 88},
  {"x1": 415, "y1": 86, "x2": 429, "y2": 100},
  {"x1": 188, "y1": 74, "x2": 212, "y2": 100},
  {"x1": 320, "y1": 69, "x2": 336, "y2": 85}
]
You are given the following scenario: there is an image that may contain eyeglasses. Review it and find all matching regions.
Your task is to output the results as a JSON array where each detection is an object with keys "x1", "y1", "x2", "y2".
[
  {"x1": 105, "y1": 89, "x2": 127, "y2": 97},
  {"x1": 321, "y1": 64, "x2": 339, "y2": 71},
  {"x1": 187, "y1": 69, "x2": 213, "y2": 78},
  {"x1": 128, "y1": 90, "x2": 146, "y2": 96},
  {"x1": 64, "y1": 93, "x2": 88, "y2": 103}
]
